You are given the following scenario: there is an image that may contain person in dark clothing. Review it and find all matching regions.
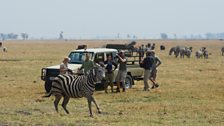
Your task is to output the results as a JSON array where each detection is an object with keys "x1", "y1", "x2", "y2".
[
  {"x1": 140, "y1": 51, "x2": 155, "y2": 91},
  {"x1": 104, "y1": 55, "x2": 117, "y2": 93}
]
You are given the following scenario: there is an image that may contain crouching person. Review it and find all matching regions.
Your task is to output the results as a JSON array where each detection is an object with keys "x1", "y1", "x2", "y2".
[{"x1": 104, "y1": 55, "x2": 117, "y2": 93}]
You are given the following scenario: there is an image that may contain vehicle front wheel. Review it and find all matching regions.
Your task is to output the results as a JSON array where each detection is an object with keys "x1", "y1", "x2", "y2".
[
  {"x1": 125, "y1": 74, "x2": 133, "y2": 89},
  {"x1": 44, "y1": 81, "x2": 52, "y2": 93}
]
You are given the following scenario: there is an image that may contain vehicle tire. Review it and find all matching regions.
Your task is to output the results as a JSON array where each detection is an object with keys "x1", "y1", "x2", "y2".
[
  {"x1": 125, "y1": 74, "x2": 133, "y2": 89},
  {"x1": 44, "y1": 81, "x2": 52, "y2": 93}
]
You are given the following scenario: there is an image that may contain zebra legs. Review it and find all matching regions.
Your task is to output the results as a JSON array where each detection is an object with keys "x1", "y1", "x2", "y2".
[
  {"x1": 87, "y1": 96, "x2": 101, "y2": 117},
  {"x1": 87, "y1": 97, "x2": 93, "y2": 117},
  {"x1": 54, "y1": 95, "x2": 62, "y2": 112},
  {"x1": 62, "y1": 96, "x2": 70, "y2": 114},
  {"x1": 92, "y1": 97, "x2": 101, "y2": 114}
]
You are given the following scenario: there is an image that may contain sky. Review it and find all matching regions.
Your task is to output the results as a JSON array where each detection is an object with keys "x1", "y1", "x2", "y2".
[{"x1": 0, "y1": 0, "x2": 223, "y2": 39}]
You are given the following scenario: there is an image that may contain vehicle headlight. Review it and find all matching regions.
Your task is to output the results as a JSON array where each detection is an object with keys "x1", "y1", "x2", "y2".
[{"x1": 42, "y1": 69, "x2": 46, "y2": 76}]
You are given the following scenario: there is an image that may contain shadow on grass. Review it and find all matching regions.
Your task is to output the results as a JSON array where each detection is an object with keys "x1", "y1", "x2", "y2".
[
  {"x1": 0, "y1": 59, "x2": 21, "y2": 62},
  {"x1": 15, "y1": 110, "x2": 32, "y2": 115}
]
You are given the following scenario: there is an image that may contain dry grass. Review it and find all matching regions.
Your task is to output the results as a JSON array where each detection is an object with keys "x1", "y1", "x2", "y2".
[{"x1": 0, "y1": 40, "x2": 224, "y2": 126}]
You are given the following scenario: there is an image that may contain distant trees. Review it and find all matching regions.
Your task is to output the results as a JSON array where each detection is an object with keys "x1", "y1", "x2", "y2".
[
  {"x1": 205, "y1": 33, "x2": 224, "y2": 40},
  {"x1": 0, "y1": 33, "x2": 18, "y2": 40},
  {"x1": 8, "y1": 33, "x2": 18, "y2": 39},
  {"x1": 160, "y1": 33, "x2": 168, "y2": 39},
  {"x1": 21, "y1": 33, "x2": 29, "y2": 40},
  {"x1": 0, "y1": 33, "x2": 29, "y2": 40},
  {"x1": 0, "y1": 33, "x2": 6, "y2": 40}
]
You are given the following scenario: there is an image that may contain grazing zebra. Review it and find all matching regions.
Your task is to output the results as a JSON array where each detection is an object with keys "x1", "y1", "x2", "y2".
[
  {"x1": 179, "y1": 47, "x2": 192, "y2": 58},
  {"x1": 160, "y1": 45, "x2": 165, "y2": 51},
  {"x1": 0, "y1": 46, "x2": 7, "y2": 52},
  {"x1": 195, "y1": 50, "x2": 203, "y2": 58},
  {"x1": 169, "y1": 46, "x2": 176, "y2": 56},
  {"x1": 221, "y1": 47, "x2": 224, "y2": 56},
  {"x1": 2, "y1": 47, "x2": 7, "y2": 52},
  {"x1": 169, "y1": 46, "x2": 179, "y2": 57},
  {"x1": 196, "y1": 47, "x2": 208, "y2": 59},
  {"x1": 185, "y1": 48, "x2": 192, "y2": 58},
  {"x1": 179, "y1": 47, "x2": 186, "y2": 58},
  {"x1": 203, "y1": 50, "x2": 209, "y2": 59},
  {"x1": 43, "y1": 64, "x2": 105, "y2": 117}
]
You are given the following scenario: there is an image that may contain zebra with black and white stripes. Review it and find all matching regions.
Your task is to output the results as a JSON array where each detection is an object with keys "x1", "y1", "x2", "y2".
[{"x1": 44, "y1": 64, "x2": 105, "y2": 117}]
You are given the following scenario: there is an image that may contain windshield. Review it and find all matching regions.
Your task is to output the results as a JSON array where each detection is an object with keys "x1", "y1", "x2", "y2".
[{"x1": 68, "y1": 52, "x2": 93, "y2": 64}]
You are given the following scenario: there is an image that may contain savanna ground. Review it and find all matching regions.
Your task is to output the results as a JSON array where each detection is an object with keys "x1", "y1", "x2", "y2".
[{"x1": 0, "y1": 40, "x2": 223, "y2": 126}]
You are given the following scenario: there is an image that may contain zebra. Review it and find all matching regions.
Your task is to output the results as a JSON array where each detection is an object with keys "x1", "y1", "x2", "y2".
[
  {"x1": 179, "y1": 47, "x2": 186, "y2": 58},
  {"x1": 43, "y1": 64, "x2": 105, "y2": 117},
  {"x1": 0, "y1": 42, "x2": 7, "y2": 52},
  {"x1": 160, "y1": 45, "x2": 165, "y2": 51},
  {"x1": 195, "y1": 50, "x2": 203, "y2": 58},
  {"x1": 2, "y1": 47, "x2": 7, "y2": 52},
  {"x1": 221, "y1": 47, "x2": 224, "y2": 56},
  {"x1": 203, "y1": 50, "x2": 209, "y2": 59},
  {"x1": 0, "y1": 46, "x2": 7, "y2": 52},
  {"x1": 195, "y1": 47, "x2": 208, "y2": 59},
  {"x1": 169, "y1": 46, "x2": 184, "y2": 58},
  {"x1": 179, "y1": 47, "x2": 192, "y2": 58},
  {"x1": 185, "y1": 48, "x2": 192, "y2": 58},
  {"x1": 169, "y1": 46, "x2": 177, "y2": 56}
]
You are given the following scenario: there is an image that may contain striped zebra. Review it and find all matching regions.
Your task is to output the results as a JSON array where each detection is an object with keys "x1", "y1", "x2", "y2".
[
  {"x1": 43, "y1": 64, "x2": 105, "y2": 117},
  {"x1": 179, "y1": 47, "x2": 192, "y2": 58},
  {"x1": 2, "y1": 47, "x2": 7, "y2": 52}
]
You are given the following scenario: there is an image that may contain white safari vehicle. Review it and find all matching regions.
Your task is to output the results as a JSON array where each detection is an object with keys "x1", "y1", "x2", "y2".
[{"x1": 41, "y1": 48, "x2": 144, "y2": 93}]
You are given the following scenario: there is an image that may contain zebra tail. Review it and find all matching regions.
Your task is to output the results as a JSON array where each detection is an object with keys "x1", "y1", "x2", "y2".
[{"x1": 42, "y1": 92, "x2": 52, "y2": 98}]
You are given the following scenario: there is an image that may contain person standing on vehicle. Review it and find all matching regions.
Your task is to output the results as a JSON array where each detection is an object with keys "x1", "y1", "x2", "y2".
[
  {"x1": 104, "y1": 55, "x2": 117, "y2": 93},
  {"x1": 59, "y1": 57, "x2": 70, "y2": 75},
  {"x1": 115, "y1": 50, "x2": 128, "y2": 92},
  {"x1": 150, "y1": 50, "x2": 162, "y2": 89},
  {"x1": 79, "y1": 54, "x2": 95, "y2": 75},
  {"x1": 140, "y1": 51, "x2": 155, "y2": 91}
]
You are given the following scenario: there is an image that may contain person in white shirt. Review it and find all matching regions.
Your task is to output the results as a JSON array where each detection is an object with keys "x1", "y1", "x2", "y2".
[{"x1": 60, "y1": 57, "x2": 70, "y2": 75}]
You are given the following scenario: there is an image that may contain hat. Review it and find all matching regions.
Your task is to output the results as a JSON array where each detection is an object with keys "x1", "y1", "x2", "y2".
[{"x1": 64, "y1": 57, "x2": 70, "y2": 61}]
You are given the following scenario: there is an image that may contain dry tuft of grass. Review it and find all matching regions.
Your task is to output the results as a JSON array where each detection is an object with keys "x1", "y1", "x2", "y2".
[{"x1": 0, "y1": 40, "x2": 224, "y2": 126}]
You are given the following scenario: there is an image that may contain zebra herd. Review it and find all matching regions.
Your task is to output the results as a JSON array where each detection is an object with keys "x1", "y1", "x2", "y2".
[
  {"x1": 169, "y1": 46, "x2": 192, "y2": 58},
  {"x1": 43, "y1": 63, "x2": 105, "y2": 117},
  {"x1": 170, "y1": 46, "x2": 224, "y2": 58}
]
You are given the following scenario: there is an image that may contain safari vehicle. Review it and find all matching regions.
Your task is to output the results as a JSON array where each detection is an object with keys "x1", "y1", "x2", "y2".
[{"x1": 41, "y1": 48, "x2": 144, "y2": 93}]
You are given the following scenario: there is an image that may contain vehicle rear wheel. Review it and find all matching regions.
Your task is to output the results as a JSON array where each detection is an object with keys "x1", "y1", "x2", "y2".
[
  {"x1": 125, "y1": 74, "x2": 133, "y2": 89},
  {"x1": 44, "y1": 81, "x2": 52, "y2": 93}
]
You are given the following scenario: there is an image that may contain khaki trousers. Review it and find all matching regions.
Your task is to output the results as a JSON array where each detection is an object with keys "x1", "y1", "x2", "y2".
[{"x1": 143, "y1": 69, "x2": 151, "y2": 90}]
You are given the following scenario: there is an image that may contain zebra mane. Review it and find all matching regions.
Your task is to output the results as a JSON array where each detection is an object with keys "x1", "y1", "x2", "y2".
[{"x1": 87, "y1": 69, "x2": 97, "y2": 83}]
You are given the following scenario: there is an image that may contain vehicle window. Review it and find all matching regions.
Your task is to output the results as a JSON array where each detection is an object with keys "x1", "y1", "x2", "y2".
[
  {"x1": 106, "y1": 52, "x2": 117, "y2": 60},
  {"x1": 94, "y1": 53, "x2": 105, "y2": 63},
  {"x1": 68, "y1": 52, "x2": 93, "y2": 64}
]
